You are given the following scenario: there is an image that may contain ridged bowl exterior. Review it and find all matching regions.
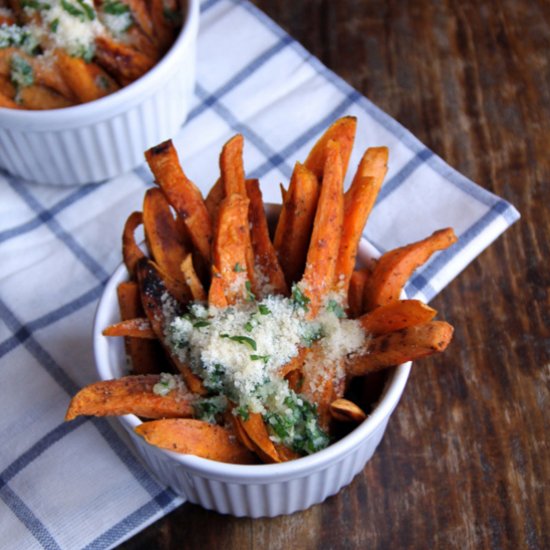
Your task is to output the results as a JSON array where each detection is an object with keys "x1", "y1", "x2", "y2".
[
  {"x1": 0, "y1": 0, "x2": 199, "y2": 186},
  {"x1": 121, "y1": 412, "x2": 391, "y2": 517},
  {"x1": 94, "y1": 225, "x2": 412, "y2": 518}
]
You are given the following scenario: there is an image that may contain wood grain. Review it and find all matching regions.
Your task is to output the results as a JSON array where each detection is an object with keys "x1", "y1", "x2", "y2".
[{"x1": 120, "y1": 1, "x2": 549, "y2": 548}]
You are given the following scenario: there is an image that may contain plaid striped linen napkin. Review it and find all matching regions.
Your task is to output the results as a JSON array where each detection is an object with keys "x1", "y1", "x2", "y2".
[{"x1": 0, "y1": 0, "x2": 520, "y2": 548}]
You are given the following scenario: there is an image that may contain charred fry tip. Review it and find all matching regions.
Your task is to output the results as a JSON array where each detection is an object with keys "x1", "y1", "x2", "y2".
[{"x1": 146, "y1": 140, "x2": 172, "y2": 157}]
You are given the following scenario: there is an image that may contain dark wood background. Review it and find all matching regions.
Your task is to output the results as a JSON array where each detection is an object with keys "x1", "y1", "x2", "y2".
[{"x1": 121, "y1": 1, "x2": 549, "y2": 548}]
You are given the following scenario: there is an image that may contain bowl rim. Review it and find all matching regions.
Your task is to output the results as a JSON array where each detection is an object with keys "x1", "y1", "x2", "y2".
[
  {"x1": 0, "y1": 0, "x2": 199, "y2": 125},
  {"x1": 93, "y1": 224, "x2": 411, "y2": 483}
]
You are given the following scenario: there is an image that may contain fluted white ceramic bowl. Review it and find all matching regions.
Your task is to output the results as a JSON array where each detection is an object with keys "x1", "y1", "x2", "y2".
[
  {"x1": 93, "y1": 224, "x2": 411, "y2": 517},
  {"x1": 0, "y1": 0, "x2": 199, "y2": 186}
]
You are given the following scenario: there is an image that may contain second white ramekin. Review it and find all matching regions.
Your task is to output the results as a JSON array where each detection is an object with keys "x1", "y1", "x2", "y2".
[
  {"x1": 93, "y1": 234, "x2": 411, "y2": 517},
  {"x1": 0, "y1": 0, "x2": 199, "y2": 186}
]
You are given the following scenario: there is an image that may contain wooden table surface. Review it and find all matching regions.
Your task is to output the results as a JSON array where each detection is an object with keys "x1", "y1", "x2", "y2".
[{"x1": 122, "y1": 1, "x2": 549, "y2": 548}]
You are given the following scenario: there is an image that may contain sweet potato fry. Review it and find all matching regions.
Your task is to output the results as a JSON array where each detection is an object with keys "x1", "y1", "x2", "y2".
[
  {"x1": 136, "y1": 419, "x2": 258, "y2": 464},
  {"x1": 94, "y1": 35, "x2": 155, "y2": 85},
  {"x1": 345, "y1": 321, "x2": 454, "y2": 377},
  {"x1": 55, "y1": 50, "x2": 119, "y2": 103},
  {"x1": 336, "y1": 147, "x2": 388, "y2": 296},
  {"x1": 359, "y1": 300, "x2": 437, "y2": 335},
  {"x1": 0, "y1": 50, "x2": 76, "y2": 100},
  {"x1": 299, "y1": 140, "x2": 344, "y2": 317},
  {"x1": 220, "y1": 134, "x2": 246, "y2": 196},
  {"x1": 273, "y1": 162, "x2": 319, "y2": 287},
  {"x1": 329, "y1": 398, "x2": 367, "y2": 423},
  {"x1": 209, "y1": 193, "x2": 254, "y2": 305},
  {"x1": 228, "y1": 412, "x2": 256, "y2": 452},
  {"x1": 103, "y1": 317, "x2": 155, "y2": 339},
  {"x1": 237, "y1": 413, "x2": 281, "y2": 463},
  {"x1": 180, "y1": 254, "x2": 206, "y2": 302},
  {"x1": 348, "y1": 269, "x2": 369, "y2": 318},
  {"x1": 156, "y1": 263, "x2": 192, "y2": 304},
  {"x1": 363, "y1": 228, "x2": 458, "y2": 310},
  {"x1": 246, "y1": 178, "x2": 288, "y2": 297},
  {"x1": 145, "y1": 140, "x2": 212, "y2": 268},
  {"x1": 301, "y1": 347, "x2": 346, "y2": 430},
  {"x1": 136, "y1": 258, "x2": 206, "y2": 395},
  {"x1": 116, "y1": 281, "x2": 164, "y2": 374},
  {"x1": 208, "y1": 268, "x2": 228, "y2": 309},
  {"x1": 149, "y1": 0, "x2": 180, "y2": 53},
  {"x1": 17, "y1": 85, "x2": 74, "y2": 110},
  {"x1": 126, "y1": 0, "x2": 155, "y2": 41},
  {"x1": 0, "y1": 12, "x2": 15, "y2": 25},
  {"x1": 205, "y1": 177, "x2": 224, "y2": 222},
  {"x1": 0, "y1": 75, "x2": 15, "y2": 98},
  {"x1": 65, "y1": 375, "x2": 194, "y2": 420},
  {"x1": 143, "y1": 187, "x2": 188, "y2": 282},
  {"x1": 122, "y1": 211, "x2": 146, "y2": 279},
  {"x1": 304, "y1": 116, "x2": 357, "y2": 180},
  {"x1": 0, "y1": 89, "x2": 18, "y2": 108}
]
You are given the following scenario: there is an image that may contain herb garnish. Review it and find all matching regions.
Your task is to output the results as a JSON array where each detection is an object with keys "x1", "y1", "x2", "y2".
[
  {"x1": 291, "y1": 284, "x2": 310, "y2": 310},
  {"x1": 10, "y1": 54, "x2": 34, "y2": 90},
  {"x1": 233, "y1": 262, "x2": 245, "y2": 272},
  {"x1": 326, "y1": 299, "x2": 346, "y2": 319},
  {"x1": 193, "y1": 395, "x2": 228, "y2": 424},
  {"x1": 245, "y1": 280, "x2": 255, "y2": 301},
  {"x1": 258, "y1": 304, "x2": 271, "y2": 315},
  {"x1": 264, "y1": 394, "x2": 329, "y2": 454},
  {"x1": 203, "y1": 363, "x2": 224, "y2": 392},
  {"x1": 250, "y1": 354, "x2": 270, "y2": 364},
  {"x1": 235, "y1": 406, "x2": 249, "y2": 421},
  {"x1": 103, "y1": 0, "x2": 130, "y2": 15},
  {"x1": 221, "y1": 333, "x2": 257, "y2": 350},
  {"x1": 21, "y1": 0, "x2": 51, "y2": 10},
  {"x1": 61, "y1": 0, "x2": 95, "y2": 21}
]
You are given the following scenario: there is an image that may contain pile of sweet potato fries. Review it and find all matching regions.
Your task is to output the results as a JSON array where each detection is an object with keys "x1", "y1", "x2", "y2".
[
  {"x1": 0, "y1": 0, "x2": 182, "y2": 109},
  {"x1": 65, "y1": 117, "x2": 456, "y2": 464}
]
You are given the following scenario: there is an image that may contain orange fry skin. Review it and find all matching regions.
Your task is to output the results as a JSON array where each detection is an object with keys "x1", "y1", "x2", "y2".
[
  {"x1": 304, "y1": 116, "x2": 357, "y2": 180},
  {"x1": 205, "y1": 177, "x2": 224, "y2": 223},
  {"x1": 180, "y1": 254, "x2": 206, "y2": 302},
  {"x1": 236, "y1": 413, "x2": 281, "y2": 463},
  {"x1": 273, "y1": 162, "x2": 319, "y2": 287},
  {"x1": 346, "y1": 321, "x2": 454, "y2": 377},
  {"x1": 246, "y1": 178, "x2": 288, "y2": 297},
  {"x1": 359, "y1": 300, "x2": 437, "y2": 335},
  {"x1": 55, "y1": 50, "x2": 118, "y2": 103},
  {"x1": 336, "y1": 147, "x2": 388, "y2": 297},
  {"x1": 103, "y1": 317, "x2": 155, "y2": 339},
  {"x1": 122, "y1": 211, "x2": 146, "y2": 279},
  {"x1": 348, "y1": 269, "x2": 369, "y2": 318},
  {"x1": 135, "y1": 419, "x2": 258, "y2": 464},
  {"x1": 145, "y1": 140, "x2": 212, "y2": 268},
  {"x1": 65, "y1": 375, "x2": 194, "y2": 421},
  {"x1": 209, "y1": 193, "x2": 253, "y2": 305},
  {"x1": 116, "y1": 281, "x2": 165, "y2": 375},
  {"x1": 143, "y1": 187, "x2": 188, "y2": 283},
  {"x1": 299, "y1": 140, "x2": 344, "y2": 317},
  {"x1": 364, "y1": 228, "x2": 458, "y2": 310},
  {"x1": 220, "y1": 134, "x2": 246, "y2": 196},
  {"x1": 94, "y1": 35, "x2": 155, "y2": 85}
]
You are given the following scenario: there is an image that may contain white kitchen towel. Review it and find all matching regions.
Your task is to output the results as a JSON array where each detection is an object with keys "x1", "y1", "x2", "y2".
[{"x1": 0, "y1": 0, "x2": 520, "y2": 548}]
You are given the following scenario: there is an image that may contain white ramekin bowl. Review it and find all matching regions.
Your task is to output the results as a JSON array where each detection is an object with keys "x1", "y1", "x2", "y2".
[
  {"x1": 93, "y1": 229, "x2": 411, "y2": 518},
  {"x1": 0, "y1": 0, "x2": 199, "y2": 186}
]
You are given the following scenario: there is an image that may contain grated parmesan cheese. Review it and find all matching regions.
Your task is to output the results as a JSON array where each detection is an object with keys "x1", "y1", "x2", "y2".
[{"x1": 164, "y1": 292, "x2": 368, "y2": 454}]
